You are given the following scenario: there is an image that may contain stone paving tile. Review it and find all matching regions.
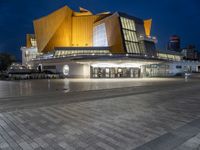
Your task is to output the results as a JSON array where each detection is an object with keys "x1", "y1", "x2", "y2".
[
  {"x1": 174, "y1": 134, "x2": 200, "y2": 150},
  {"x1": 0, "y1": 81, "x2": 200, "y2": 149},
  {"x1": 136, "y1": 123, "x2": 200, "y2": 150}
]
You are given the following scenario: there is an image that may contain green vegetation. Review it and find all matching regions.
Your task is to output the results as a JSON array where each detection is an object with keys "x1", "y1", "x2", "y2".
[{"x1": 0, "y1": 53, "x2": 16, "y2": 71}]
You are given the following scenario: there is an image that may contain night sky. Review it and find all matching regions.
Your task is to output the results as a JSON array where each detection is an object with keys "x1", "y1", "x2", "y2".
[{"x1": 0, "y1": 0, "x2": 200, "y2": 60}]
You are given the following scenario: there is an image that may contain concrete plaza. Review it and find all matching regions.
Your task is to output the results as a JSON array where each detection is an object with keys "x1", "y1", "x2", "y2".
[{"x1": 0, "y1": 78, "x2": 200, "y2": 150}]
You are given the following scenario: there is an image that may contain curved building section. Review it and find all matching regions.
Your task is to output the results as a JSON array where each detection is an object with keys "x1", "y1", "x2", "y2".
[
  {"x1": 32, "y1": 5, "x2": 157, "y2": 55},
  {"x1": 33, "y1": 6, "x2": 111, "y2": 53},
  {"x1": 21, "y1": 5, "x2": 197, "y2": 79}
]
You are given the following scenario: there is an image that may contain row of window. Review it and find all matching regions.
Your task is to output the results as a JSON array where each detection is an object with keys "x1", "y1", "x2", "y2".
[
  {"x1": 120, "y1": 17, "x2": 136, "y2": 31},
  {"x1": 120, "y1": 17, "x2": 142, "y2": 54},
  {"x1": 54, "y1": 50, "x2": 110, "y2": 57},
  {"x1": 25, "y1": 53, "x2": 37, "y2": 58},
  {"x1": 123, "y1": 29, "x2": 138, "y2": 42},
  {"x1": 158, "y1": 53, "x2": 181, "y2": 61},
  {"x1": 176, "y1": 65, "x2": 192, "y2": 71},
  {"x1": 43, "y1": 66, "x2": 56, "y2": 70},
  {"x1": 176, "y1": 66, "x2": 182, "y2": 69},
  {"x1": 125, "y1": 41, "x2": 141, "y2": 54}
]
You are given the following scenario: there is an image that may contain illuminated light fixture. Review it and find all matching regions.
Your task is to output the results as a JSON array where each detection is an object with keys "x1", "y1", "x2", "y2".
[
  {"x1": 120, "y1": 63, "x2": 142, "y2": 68},
  {"x1": 63, "y1": 65, "x2": 69, "y2": 76},
  {"x1": 91, "y1": 63, "x2": 116, "y2": 68},
  {"x1": 109, "y1": 54, "x2": 112, "y2": 56},
  {"x1": 91, "y1": 63, "x2": 141, "y2": 68}
]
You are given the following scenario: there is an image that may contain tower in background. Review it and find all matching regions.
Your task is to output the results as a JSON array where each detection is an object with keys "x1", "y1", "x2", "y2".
[{"x1": 168, "y1": 35, "x2": 181, "y2": 52}]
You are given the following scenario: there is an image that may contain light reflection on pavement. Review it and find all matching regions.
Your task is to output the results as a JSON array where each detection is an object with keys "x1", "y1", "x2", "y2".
[{"x1": 0, "y1": 78, "x2": 189, "y2": 98}]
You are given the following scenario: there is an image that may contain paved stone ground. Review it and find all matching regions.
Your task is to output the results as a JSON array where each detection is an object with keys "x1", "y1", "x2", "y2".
[{"x1": 0, "y1": 79, "x2": 200, "y2": 149}]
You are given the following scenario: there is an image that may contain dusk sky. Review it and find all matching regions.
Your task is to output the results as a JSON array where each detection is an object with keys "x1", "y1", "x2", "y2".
[{"x1": 0, "y1": 0, "x2": 199, "y2": 60}]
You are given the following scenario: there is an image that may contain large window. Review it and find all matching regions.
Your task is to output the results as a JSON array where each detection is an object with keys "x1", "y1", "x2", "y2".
[
  {"x1": 54, "y1": 49, "x2": 110, "y2": 57},
  {"x1": 30, "y1": 38, "x2": 37, "y2": 47},
  {"x1": 93, "y1": 23, "x2": 108, "y2": 47},
  {"x1": 120, "y1": 17, "x2": 141, "y2": 54},
  {"x1": 121, "y1": 17, "x2": 136, "y2": 31},
  {"x1": 157, "y1": 53, "x2": 181, "y2": 61},
  {"x1": 123, "y1": 30, "x2": 138, "y2": 42},
  {"x1": 125, "y1": 41, "x2": 140, "y2": 54}
]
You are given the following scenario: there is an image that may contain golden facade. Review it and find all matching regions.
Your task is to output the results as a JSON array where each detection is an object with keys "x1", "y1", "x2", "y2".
[
  {"x1": 72, "y1": 16, "x2": 98, "y2": 47},
  {"x1": 31, "y1": 5, "x2": 154, "y2": 54},
  {"x1": 33, "y1": 6, "x2": 73, "y2": 52},
  {"x1": 33, "y1": 6, "x2": 110, "y2": 52},
  {"x1": 144, "y1": 19, "x2": 152, "y2": 37}
]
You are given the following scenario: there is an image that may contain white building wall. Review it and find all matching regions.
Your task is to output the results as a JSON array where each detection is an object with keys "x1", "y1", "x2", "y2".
[
  {"x1": 35, "y1": 61, "x2": 90, "y2": 78},
  {"x1": 28, "y1": 52, "x2": 200, "y2": 78},
  {"x1": 21, "y1": 47, "x2": 38, "y2": 67},
  {"x1": 168, "y1": 60, "x2": 200, "y2": 76}
]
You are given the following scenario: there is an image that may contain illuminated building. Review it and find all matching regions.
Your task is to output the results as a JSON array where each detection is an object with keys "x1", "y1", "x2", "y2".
[
  {"x1": 21, "y1": 5, "x2": 200, "y2": 78},
  {"x1": 168, "y1": 35, "x2": 181, "y2": 52},
  {"x1": 182, "y1": 45, "x2": 198, "y2": 60}
]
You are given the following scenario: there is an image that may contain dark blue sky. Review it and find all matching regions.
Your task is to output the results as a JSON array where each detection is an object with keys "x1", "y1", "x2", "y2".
[{"x1": 0, "y1": 0, "x2": 200, "y2": 60}]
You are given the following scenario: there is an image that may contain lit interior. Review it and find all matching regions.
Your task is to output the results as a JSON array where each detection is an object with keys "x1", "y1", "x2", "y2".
[{"x1": 91, "y1": 63, "x2": 142, "y2": 68}]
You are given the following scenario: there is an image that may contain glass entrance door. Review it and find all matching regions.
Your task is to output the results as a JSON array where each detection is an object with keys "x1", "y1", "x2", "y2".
[
  {"x1": 105, "y1": 68, "x2": 110, "y2": 78},
  {"x1": 91, "y1": 67, "x2": 140, "y2": 78}
]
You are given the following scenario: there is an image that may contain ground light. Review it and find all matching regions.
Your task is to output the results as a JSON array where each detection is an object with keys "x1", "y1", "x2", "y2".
[{"x1": 63, "y1": 65, "x2": 69, "y2": 76}]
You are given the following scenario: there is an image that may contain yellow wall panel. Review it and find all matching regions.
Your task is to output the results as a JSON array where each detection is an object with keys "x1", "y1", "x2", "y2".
[
  {"x1": 43, "y1": 17, "x2": 72, "y2": 52},
  {"x1": 72, "y1": 16, "x2": 98, "y2": 47},
  {"x1": 144, "y1": 19, "x2": 152, "y2": 36},
  {"x1": 33, "y1": 5, "x2": 114, "y2": 53},
  {"x1": 33, "y1": 6, "x2": 73, "y2": 52}
]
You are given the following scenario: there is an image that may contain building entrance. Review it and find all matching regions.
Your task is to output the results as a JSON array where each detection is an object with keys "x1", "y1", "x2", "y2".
[{"x1": 91, "y1": 67, "x2": 140, "y2": 78}]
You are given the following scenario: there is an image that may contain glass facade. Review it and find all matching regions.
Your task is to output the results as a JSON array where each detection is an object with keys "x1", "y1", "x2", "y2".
[
  {"x1": 144, "y1": 64, "x2": 170, "y2": 77},
  {"x1": 120, "y1": 17, "x2": 141, "y2": 54},
  {"x1": 120, "y1": 17, "x2": 136, "y2": 31},
  {"x1": 157, "y1": 53, "x2": 181, "y2": 61},
  {"x1": 54, "y1": 49, "x2": 110, "y2": 57},
  {"x1": 91, "y1": 67, "x2": 140, "y2": 78},
  {"x1": 93, "y1": 23, "x2": 108, "y2": 47}
]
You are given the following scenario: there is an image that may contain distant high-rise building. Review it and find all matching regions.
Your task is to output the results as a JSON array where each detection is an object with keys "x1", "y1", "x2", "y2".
[
  {"x1": 181, "y1": 45, "x2": 198, "y2": 60},
  {"x1": 168, "y1": 35, "x2": 181, "y2": 52}
]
